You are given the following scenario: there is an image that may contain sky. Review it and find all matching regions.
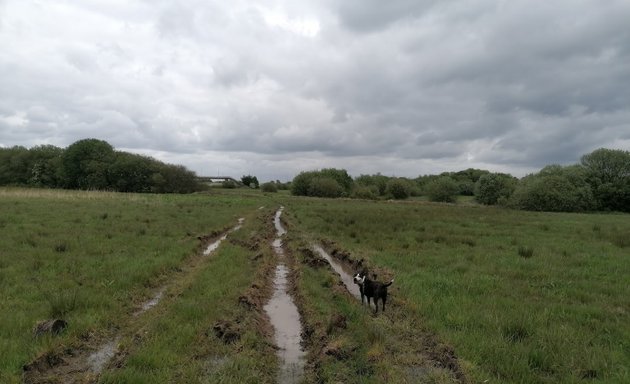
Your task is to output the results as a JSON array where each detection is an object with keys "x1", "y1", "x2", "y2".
[{"x1": 1, "y1": 0, "x2": 629, "y2": 182}]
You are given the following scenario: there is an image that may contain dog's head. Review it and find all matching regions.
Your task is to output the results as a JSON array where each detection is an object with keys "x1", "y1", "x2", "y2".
[{"x1": 353, "y1": 269, "x2": 368, "y2": 285}]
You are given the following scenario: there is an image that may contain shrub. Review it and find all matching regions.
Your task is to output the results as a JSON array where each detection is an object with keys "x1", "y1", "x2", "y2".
[
  {"x1": 510, "y1": 171, "x2": 595, "y2": 212},
  {"x1": 307, "y1": 177, "x2": 343, "y2": 198},
  {"x1": 291, "y1": 171, "x2": 318, "y2": 196},
  {"x1": 291, "y1": 169, "x2": 352, "y2": 197},
  {"x1": 222, "y1": 180, "x2": 237, "y2": 189},
  {"x1": 261, "y1": 182, "x2": 278, "y2": 193},
  {"x1": 386, "y1": 178, "x2": 411, "y2": 199},
  {"x1": 351, "y1": 185, "x2": 378, "y2": 200},
  {"x1": 475, "y1": 173, "x2": 517, "y2": 205},
  {"x1": 426, "y1": 176, "x2": 459, "y2": 203}
]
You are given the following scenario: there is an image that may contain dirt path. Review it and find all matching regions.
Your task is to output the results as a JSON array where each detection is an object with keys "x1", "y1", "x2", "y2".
[{"x1": 22, "y1": 218, "x2": 245, "y2": 384}]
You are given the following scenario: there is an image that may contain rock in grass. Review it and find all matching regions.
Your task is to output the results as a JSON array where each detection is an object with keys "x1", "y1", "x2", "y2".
[{"x1": 33, "y1": 319, "x2": 67, "y2": 337}]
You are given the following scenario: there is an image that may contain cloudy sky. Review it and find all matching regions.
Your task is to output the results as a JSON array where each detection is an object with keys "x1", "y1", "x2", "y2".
[{"x1": 1, "y1": 0, "x2": 629, "y2": 181}]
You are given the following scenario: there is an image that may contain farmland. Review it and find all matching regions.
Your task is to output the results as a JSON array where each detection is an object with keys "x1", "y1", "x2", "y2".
[{"x1": 1, "y1": 188, "x2": 628, "y2": 383}]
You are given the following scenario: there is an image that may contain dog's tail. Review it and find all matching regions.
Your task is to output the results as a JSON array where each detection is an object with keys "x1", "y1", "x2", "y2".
[{"x1": 384, "y1": 279, "x2": 394, "y2": 287}]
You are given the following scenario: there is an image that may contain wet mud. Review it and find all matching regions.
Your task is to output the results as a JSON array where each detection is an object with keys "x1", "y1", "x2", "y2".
[
  {"x1": 312, "y1": 244, "x2": 362, "y2": 300},
  {"x1": 264, "y1": 207, "x2": 306, "y2": 384}
]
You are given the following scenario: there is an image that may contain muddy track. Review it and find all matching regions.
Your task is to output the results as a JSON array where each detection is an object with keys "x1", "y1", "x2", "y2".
[
  {"x1": 311, "y1": 239, "x2": 469, "y2": 383},
  {"x1": 22, "y1": 218, "x2": 246, "y2": 384},
  {"x1": 263, "y1": 207, "x2": 307, "y2": 384}
]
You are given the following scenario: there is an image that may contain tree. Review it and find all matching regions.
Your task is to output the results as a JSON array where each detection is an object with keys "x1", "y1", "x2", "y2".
[
  {"x1": 509, "y1": 165, "x2": 595, "y2": 212},
  {"x1": 61, "y1": 139, "x2": 115, "y2": 190},
  {"x1": 581, "y1": 148, "x2": 630, "y2": 212},
  {"x1": 0, "y1": 146, "x2": 30, "y2": 185},
  {"x1": 28, "y1": 145, "x2": 63, "y2": 187},
  {"x1": 109, "y1": 152, "x2": 155, "y2": 192},
  {"x1": 475, "y1": 173, "x2": 517, "y2": 205},
  {"x1": 307, "y1": 177, "x2": 343, "y2": 197},
  {"x1": 386, "y1": 178, "x2": 411, "y2": 199},
  {"x1": 355, "y1": 173, "x2": 389, "y2": 196},
  {"x1": 241, "y1": 175, "x2": 259, "y2": 188},
  {"x1": 426, "y1": 176, "x2": 459, "y2": 203},
  {"x1": 291, "y1": 169, "x2": 353, "y2": 197},
  {"x1": 291, "y1": 171, "x2": 318, "y2": 196},
  {"x1": 261, "y1": 182, "x2": 278, "y2": 192}
]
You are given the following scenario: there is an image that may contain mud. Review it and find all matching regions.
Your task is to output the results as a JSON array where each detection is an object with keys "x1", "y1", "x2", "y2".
[
  {"x1": 86, "y1": 338, "x2": 119, "y2": 373},
  {"x1": 312, "y1": 244, "x2": 362, "y2": 300},
  {"x1": 264, "y1": 207, "x2": 305, "y2": 384}
]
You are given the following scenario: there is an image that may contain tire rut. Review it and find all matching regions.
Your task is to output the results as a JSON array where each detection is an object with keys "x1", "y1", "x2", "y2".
[{"x1": 22, "y1": 218, "x2": 245, "y2": 384}]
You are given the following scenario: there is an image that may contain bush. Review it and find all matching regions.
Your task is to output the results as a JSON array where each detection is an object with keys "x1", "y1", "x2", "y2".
[
  {"x1": 426, "y1": 176, "x2": 459, "y2": 203},
  {"x1": 351, "y1": 185, "x2": 378, "y2": 200},
  {"x1": 291, "y1": 171, "x2": 318, "y2": 196},
  {"x1": 386, "y1": 178, "x2": 411, "y2": 199},
  {"x1": 475, "y1": 173, "x2": 517, "y2": 205},
  {"x1": 261, "y1": 182, "x2": 278, "y2": 193},
  {"x1": 509, "y1": 167, "x2": 596, "y2": 212},
  {"x1": 291, "y1": 169, "x2": 352, "y2": 197},
  {"x1": 222, "y1": 180, "x2": 237, "y2": 189},
  {"x1": 307, "y1": 177, "x2": 344, "y2": 198}
]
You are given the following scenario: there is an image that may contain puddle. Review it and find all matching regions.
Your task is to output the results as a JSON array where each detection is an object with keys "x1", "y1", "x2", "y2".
[
  {"x1": 274, "y1": 206, "x2": 286, "y2": 236},
  {"x1": 264, "y1": 207, "x2": 305, "y2": 384},
  {"x1": 312, "y1": 244, "x2": 362, "y2": 300},
  {"x1": 232, "y1": 217, "x2": 245, "y2": 231},
  {"x1": 134, "y1": 288, "x2": 165, "y2": 316},
  {"x1": 87, "y1": 338, "x2": 119, "y2": 373},
  {"x1": 203, "y1": 218, "x2": 244, "y2": 255}
]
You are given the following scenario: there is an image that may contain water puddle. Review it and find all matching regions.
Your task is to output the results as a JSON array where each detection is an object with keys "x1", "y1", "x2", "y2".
[
  {"x1": 312, "y1": 244, "x2": 362, "y2": 300},
  {"x1": 87, "y1": 338, "x2": 119, "y2": 373},
  {"x1": 274, "y1": 206, "x2": 287, "y2": 236},
  {"x1": 264, "y1": 207, "x2": 305, "y2": 384},
  {"x1": 204, "y1": 218, "x2": 244, "y2": 255},
  {"x1": 134, "y1": 288, "x2": 165, "y2": 316}
]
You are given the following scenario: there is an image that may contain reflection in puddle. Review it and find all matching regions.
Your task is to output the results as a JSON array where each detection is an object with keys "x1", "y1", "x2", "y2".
[
  {"x1": 312, "y1": 244, "x2": 362, "y2": 300},
  {"x1": 274, "y1": 206, "x2": 286, "y2": 236},
  {"x1": 265, "y1": 207, "x2": 305, "y2": 384},
  {"x1": 264, "y1": 264, "x2": 305, "y2": 384},
  {"x1": 87, "y1": 338, "x2": 119, "y2": 373}
]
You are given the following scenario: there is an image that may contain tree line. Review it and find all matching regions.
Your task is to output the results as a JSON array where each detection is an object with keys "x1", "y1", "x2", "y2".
[
  {"x1": 289, "y1": 148, "x2": 630, "y2": 213},
  {"x1": 0, "y1": 139, "x2": 201, "y2": 193}
]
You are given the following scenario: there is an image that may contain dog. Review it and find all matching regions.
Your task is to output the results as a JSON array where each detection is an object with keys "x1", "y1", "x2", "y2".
[{"x1": 353, "y1": 269, "x2": 394, "y2": 313}]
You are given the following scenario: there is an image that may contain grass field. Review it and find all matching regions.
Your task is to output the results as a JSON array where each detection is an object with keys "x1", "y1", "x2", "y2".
[
  {"x1": 0, "y1": 188, "x2": 268, "y2": 383},
  {"x1": 284, "y1": 198, "x2": 630, "y2": 383},
  {"x1": 1, "y1": 188, "x2": 628, "y2": 383}
]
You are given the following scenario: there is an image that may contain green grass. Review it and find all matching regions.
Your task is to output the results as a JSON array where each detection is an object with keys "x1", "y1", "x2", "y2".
[
  {"x1": 100, "y1": 240, "x2": 276, "y2": 383},
  {"x1": 284, "y1": 198, "x2": 630, "y2": 383},
  {"x1": 0, "y1": 188, "x2": 267, "y2": 383},
  {"x1": 3, "y1": 188, "x2": 628, "y2": 383}
]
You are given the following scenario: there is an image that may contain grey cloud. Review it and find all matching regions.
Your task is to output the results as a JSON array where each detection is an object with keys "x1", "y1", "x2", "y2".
[
  {"x1": 1, "y1": 0, "x2": 629, "y2": 181},
  {"x1": 333, "y1": 0, "x2": 438, "y2": 32}
]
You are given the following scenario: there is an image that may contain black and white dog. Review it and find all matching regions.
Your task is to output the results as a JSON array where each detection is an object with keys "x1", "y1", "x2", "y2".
[{"x1": 353, "y1": 269, "x2": 394, "y2": 313}]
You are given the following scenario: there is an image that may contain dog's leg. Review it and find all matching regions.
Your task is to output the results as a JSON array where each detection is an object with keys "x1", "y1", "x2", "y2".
[{"x1": 382, "y1": 295, "x2": 386, "y2": 312}]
